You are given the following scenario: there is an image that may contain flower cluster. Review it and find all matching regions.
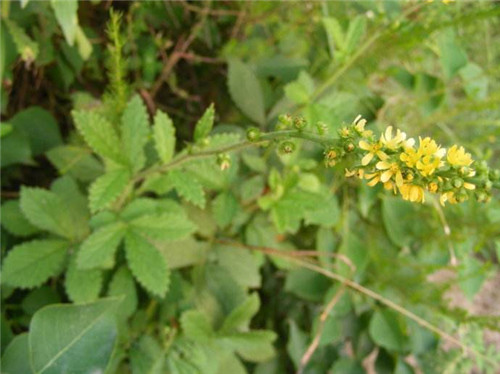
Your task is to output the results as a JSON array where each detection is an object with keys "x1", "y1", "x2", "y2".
[{"x1": 330, "y1": 116, "x2": 498, "y2": 205}]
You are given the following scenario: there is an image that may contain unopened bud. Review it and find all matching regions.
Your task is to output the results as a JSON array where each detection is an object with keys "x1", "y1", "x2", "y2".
[
  {"x1": 279, "y1": 141, "x2": 296, "y2": 154},
  {"x1": 452, "y1": 178, "x2": 463, "y2": 189},
  {"x1": 246, "y1": 127, "x2": 261, "y2": 142},
  {"x1": 344, "y1": 143, "x2": 355, "y2": 152},
  {"x1": 217, "y1": 153, "x2": 231, "y2": 171},
  {"x1": 316, "y1": 121, "x2": 328, "y2": 135},
  {"x1": 293, "y1": 116, "x2": 307, "y2": 130},
  {"x1": 278, "y1": 114, "x2": 292, "y2": 127}
]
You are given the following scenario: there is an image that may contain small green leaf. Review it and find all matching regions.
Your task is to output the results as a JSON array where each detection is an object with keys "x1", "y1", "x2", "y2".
[
  {"x1": 228, "y1": 59, "x2": 266, "y2": 125},
  {"x1": 169, "y1": 170, "x2": 206, "y2": 208},
  {"x1": 125, "y1": 231, "x2": 170, "y2": 298},
  {"x1": 107, "y1": 266, "x2": 137, "y2": 319},
  {"x1": 221, "y1": 293, "x2": 260, "y2": 334},
  {"x1": 180, "y1": 310, "x2": 214, "y2": 341},
  {"x1": 0, "y1": 125, "x2": 32, "y2": 167},
  {"x1": 130, "y1": 335, "x2": 166, "y2": 374},
  {"x1": 1, "y1": 333, "x2": 31, "y2": 374},
  {"x1": 77, "y1": 222, "x2": 126, "y2": 269},
  {"x1": 194, "y1": 103, "x2": 215, "y2": 142},
  {"x1": 345, "y1": 16, "x2": 366, "y2": 55},
  {"x1": 65, "y1": 257, "x2": 103, "y2": 303},
  {"x1": 121, "y1": 95, "x2": 150, "y2": 172},
  {"x1": 2, "y1": 239, "x2": 68, "y2": 289},
  {"x1": 322, "y1": 17, "x2": 345, "y2": 55},
  {"x1": 72, "y1": 110, "x2": 124, "y2": 163},
  {"x1": 50, "y1": 0, "x2": 79, "y2": 45},
  {"x1": 284, "y1": 71, "x2": 315, "y2": 105},
  {"x1": 89, "y1": 168, "x2": 130, "y2": 213},
  {"x1": 1, "y1": 200, "x2": 40, "y2": 237},
  {"x1": 153, "y1": 110, "x2": 176, "y2": 164},
  {"x1": 29, "y1": 298, "x2": 119, "y2": 374},
  {"x1": 438, "y1": 28, "x2": 468, "y2": 80},
  {"x1": 46, "y1": 145, "x2": 103, "y2": 182},
  {"x1": 213, "y1": 191, "x2": 239, "y2": 228},
  {"x1": 216, "y1": 245, "x2": 261, "y2": 288},
  {"x1": 459, "y1": 63, "x2": 488, "y2": 100},
  {"x1": 285, "y1": 268, "x2": 330, "y2": 302},
  {"x1": 222, "y1": 331, "x2": 276, "y2": 363},
  {"x1": 4, "y1": 19, "x2": 38, "y2": 63},
  {"x1": 130, "y1": 213, "x2": 196, "y2": 241},
  {"x1": 369, "y1": 310, "x2": 407, "y2": 352},
  {"x1": 20, "y1": 187, "x2": 75, "y2": 239}
]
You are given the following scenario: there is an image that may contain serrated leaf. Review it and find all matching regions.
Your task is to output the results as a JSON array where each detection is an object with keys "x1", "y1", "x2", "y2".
[
  {"x1": 4, "y1": 19, "x2": 38, "y2": 63},
  {"x1": 194, "y1": 104, "x2": 215, "y2": 142},
  {"x1": 130, "y1": 213, "x2": 196, "y2": 241},
  {"x1": 221, "y1": 293, "x2": 260, "y2": 334},
  {"x1": 169, "y1": 170, "x2": 205, "y2": 208},
  {"x1": 181, "y1": 310, "x2": 214, "y2": 342},
  {"x1": 369, "y1": 310, "x2": 407, "y2": 352},
  {"x1": 89, "y1": 169, "x2": 130, "y2": 213},
  {"x1": 221, "y1": 331, "x2": 276, "y2": 363},
  {"x1": 50, "y1": 0, "x2": 78, "y2": 45},
  {"x1": 19, "y1": 187, "x2": 75, "y2": 239},
  {"x1": 122, "y1": 95, "x2": 150, "y2": 172},
  {"x1": 215, "y1": 245, "x2": 261, "y2": 288},
  {"x1": 322, "y1": 17, "x2": 345, "y2": 55},
  {"x1": 153, "y1": 110, "x2": 176, "y2": 164},
  {"x1": 72, "y1": 110, "x2": 124, "y2": 163},
  {"x1": 46, "y1": 145, "x2": 103, "y2": 182},
  {"x1": 77, "y1": 222, "x2": 126, "y2": 270},
  {"x1": 130, "y1": 335, "x2": 166, "y2": 374},
  {"x1": 108, "y1": 266, "x2": 137, "y2": 319},
  {"x1": 1, "y1": 199, "x2": 40, "y2": 237},
  {"x1": 213, "y1": 192, "x2": 238, "y2": 228},
  {"x1": 2, "y1": 239, "x2": 68, "y2": 289},
  {"x1": 345, "y1": 16, "x2": 366, "y2": 55},
  {"x1": 29, "y1": 298, "x2": 119, "y2": 374},
  {"x1": 65, "y1": 257, "x2": 102, "y2": 303},
  {"x1": 125, "y1": 231, "x2": 170, "y2": 298},
  {"x1": 227, "y1": 59, "x2": 265, "y2": 125}
]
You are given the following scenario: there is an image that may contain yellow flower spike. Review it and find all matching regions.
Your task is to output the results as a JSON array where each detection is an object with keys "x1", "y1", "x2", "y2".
[{"x1": 447, "y1": 145, "x2": 474, "y2": 167}]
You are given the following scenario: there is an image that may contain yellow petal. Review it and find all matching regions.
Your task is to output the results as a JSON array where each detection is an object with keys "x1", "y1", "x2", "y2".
[
  {"x1": 362, "y1": 153, "x2": 374, "y2": 166},
  {"x1": 380, "y1": 170, "x2": 392, "y2": 183},
  {"x1": 376, "y1": 161, "x2": 391, "y2": 170}
]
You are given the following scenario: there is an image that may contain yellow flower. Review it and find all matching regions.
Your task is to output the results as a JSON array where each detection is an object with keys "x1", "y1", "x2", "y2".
[
  {"x1": 380, "y1": 126, "x2": 409, "y2": 150},
  {"x1": 440, "y1": 191, "x2": 457, "y2": 206},
  {"x1": 400, "y1": 147, "x2": 420, "y2": 168},
  {"x1": 345, "y1": 168, "x2": 364, "y2": 178},
  {"x1": 376, "y1": 160, "x2": 404, "y2": 187},
  {"x1": 365, "y1": 172, "x2": 381, "y2": 187},
  {"x1": 427, "y1": 182, "x2": 439, "y2": 193},
  {"x1": 447, "y1": 145, "x2": 473, "y2": 167},
  {"x1": 359, "y1": 140, "x2": 388, "y2": 165},
  {"x1": 412, "y1": 137, "x2": 446, "y2": 177},
  {"x1": 353, "y1": 115, "x2": 373, "y2": 137},
  {"x1": 416, "y1": 155, "x2": 442, "y2": 177},
  {"x1": 399, "y1": 184, "x2": 426, "y2": 203}
]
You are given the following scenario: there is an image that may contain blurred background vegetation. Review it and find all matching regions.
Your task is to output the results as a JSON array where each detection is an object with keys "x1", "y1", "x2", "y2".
[{"x1": 1, "y1": 1, "x2": 500, "y2": 373}]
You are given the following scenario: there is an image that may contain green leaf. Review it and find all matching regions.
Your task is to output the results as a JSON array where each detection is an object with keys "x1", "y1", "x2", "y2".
[
  {"x1": 89, "y1": 168, "x2": 130, "y2": 213},
  {"x1": 215, "y1": 245, "x2": 261, "y2": 288},
  {"x1": 158, "y1": 238, "x2": 209, "y2": 269},
  {"x1": 1, "y1": 199, "x2": 40, "y2": 237},
  {"x1": 284, "y1": 71, "x2": 315, "y2": 105},
  {"x1": 108, "y1": 266, "x2": 138, "y2": 319},
  {"x1": 369, "y1": 310, "x2": 407, "y2": 352},
  {"x1": 75, "y1": 26, "x2": 92, "y2": 60},
  {"x1": 29, "y1": 298, "x2": 119, "y2": 374},
  {"x1": 65, "y1": 257, "x2": 103, "y2": 303},
  {"x1": 125, "y1": 231, "x2": 170, "y2": 298},
  {"x1": 222, "y1": 331, "x2": 276, "y2": 363},
  {"x1": 322, "y1": 17, "x2": 345, "y2": 55},
  {"x1": 72, "y1": 110, "x2": 124, "y2": 163},
  {"x1": 345, "y1": 16, "x2": 366, "y2": 55},
  {"x1": 286, "y1": 320, "x2": 308, "y2": 370},
  {"x1": 194, "y1": 103, "x2": 215, "y2": 142},
  {"x1": 459, "y1": 63, "x2": 488, "y2": 100},
  {"x1": 77, "y1": 222, "x2": 126, "y2": 269},
  {"x1": 9, "y1": 107, "x2": 63, "y2": 156},
  {"x1": 4, "y1": 19, "x2": 38, "y2": 63},
  {"x1": 438, "y1": 28, "x2": 468, "y2": 80},
  {"x1": 130, "y1": 213, "x2": 196, "y2": 241},
  {"x1": 382, "y1": 197, "x2": 419, "y2": 247},
  {"x1": 181, "y1": 310, "x2": 214, "y2": 341},
  {"x1": 130, "y1": 335, "x2": 166, "y2": 374},
  {"x1": 2, "y1": 239, "x2": 68, "y2": 289},
  {"x1": 22, "y1": 287, "x2": 61, "y2": 316},
  {"x1": 169, "y1": 170, "x2": 205, "y2": 208},
  {"x1": 20, "y1": 187, "x2": 76, "y2": 239},
  {"x1": 458, "y1": 256, "x2": 487, "y2": 301},
  {"x1": 1, "y1": 333, "x2": 31, "y2": 374},
  {"x1": 221, "y1": 293, "x2": 260, "y2": 334},
  {"x1": 285, "y1": 268, "x2": 330, "y2": 302},
  {"x1": 50, "y1": 0, "x2": 79, "y2": 45},
  {"x1": 153, "y1": 110, "x2": 176, "y2": 164},
  {"x1": 0, "y1": 125, "x2": 32, "y2": 167},
  {"x1": 227, "y1": 59, "x2": 266, "y2": 125},
  {"x1": 122, "y1": 95, "x2": 150, "y2": 172},
  {"x1": 46, "y1": 145, "x2": 103, "y2": 182},
  {"x1": 213, "y1": 192, "x2": 239, "y2": 228}
]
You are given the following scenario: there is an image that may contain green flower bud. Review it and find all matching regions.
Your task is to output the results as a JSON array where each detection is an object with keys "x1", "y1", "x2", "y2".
[
  {"x1": 279, "y1": 140, "x2": 296, "y2": 154},
  {"x1": 475, "y1": 191, "x2": 489, "y2": 203},
  {"x1": 452, "y1": 177, "x2": 463, "y2": 189},
  {"x1": 246, "y1": 127, "x2": 261, "y2": 142},
  {"x1": 316, "y1": 121, "x2": 328, "y2": 135},
  {"x1": 455, "y1": 189, "x2": 468, "y2": 203},
  {"x1": 278, "y1": 114, "x2": 292, "y2": 127},
  {"x1": 293, "y1": 116, "x2": 307, "y2": 130},
  {"x1": 489, "y1": 169, "x2": 500, "y2": 181},
  {"x1": 216, "y1": 153, "x2": 231, "y2": 171}
]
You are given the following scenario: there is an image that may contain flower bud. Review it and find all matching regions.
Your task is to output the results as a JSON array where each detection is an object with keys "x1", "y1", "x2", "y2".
[
  {"x1": 316, "y1": 121, "x2": 328, "y2": 135},
  {"x1": 452, "y1": 177, "x2": 463, "y2": 189},
  {"x1": 278, "y1": 114, "x2": 292, "y2": 127},
  {"x1": 217, "y1": 153, "x2": 231, "y2": 171},
  {"x1": 293, "y1": 116, "x2": 307, "y2": 130},
  {"x1": 489, "y1": 169, "x2": 500, "y2": 181},
  {"x1": 246, "y1": 127, "x2": 261, "y2": 142},
  {"x1": 344, "y1": 143, "x2": 355, "y2": 152},
  {"x1": 279, "y1": 141, "x2": 296, "y2": 154},
  {"x1": 455, "y1": 189, "x2": 468, "y2": 203}
]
